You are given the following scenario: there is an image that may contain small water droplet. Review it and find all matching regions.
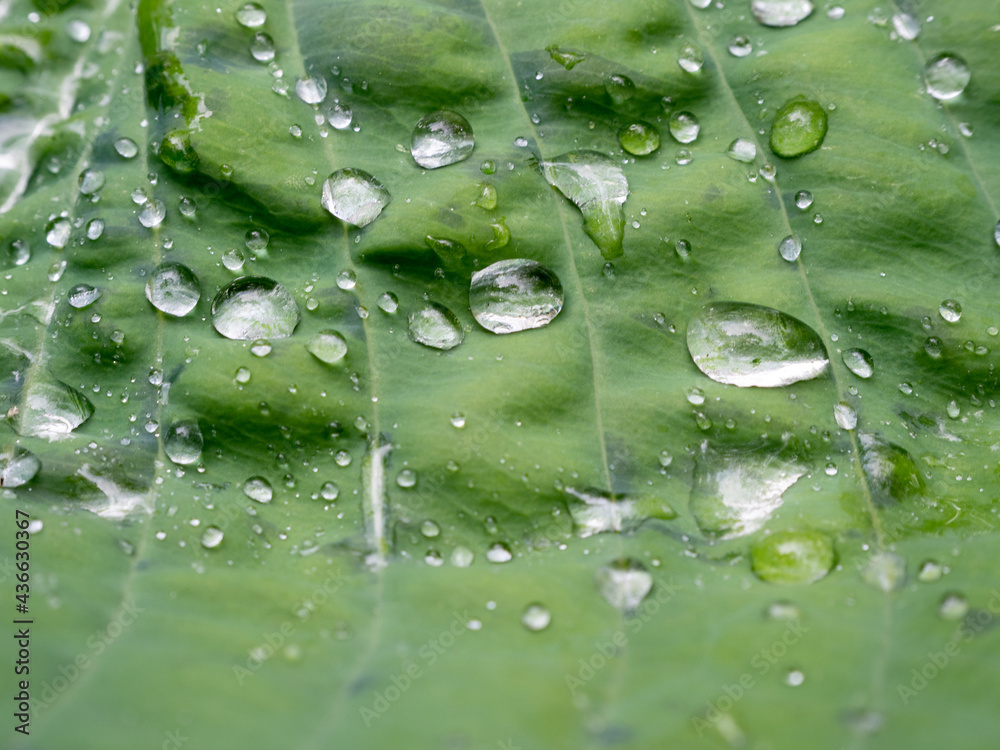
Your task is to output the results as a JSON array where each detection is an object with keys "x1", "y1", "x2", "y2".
[
  {"x1": 235, "y1": 1, "x2": 266, "y2": 27},
  {"x1": 138, "y1": 199, "x2": 166, "y2": 228},
  {"x1": 726, "y1": 138, "x2": 756, "y2": 162},
  {"x1": 408, "y1": 303, "x2": 464, "y2": 350},
  {"x1": 451, "y1": 546, "x2": 474, "y2": 567},
  {"x1": 946, "y1": 400, "x2": 960, "y2": 419},
  {"x1": 145, "y1": 262, "x2": 200, "y2": 317},
  {"x1": 335, "y1": 450, "x2": 351, "y2": 467},
  {"x1": 245, "y1": 228, "x2": 269, "y2": 253},
  {"x1": 376, "y1": 292, "x2": 398, "y2": 314},
  {"x1": 939, "y1": 299, "x2": 962, "y2": 323},
  {"x1": 669, "y1": 111, "x2": 700, "y2": 144},
  {"x1": 861, "y1": 552, "x2": 906, "y2": 592},
  {"x1": 86, "y1": 218, "x2": 105, "y2": 240},
  {"x1": 114, "y1": 137, "x2": 138, "y2": 159},
  {"x1": 752, "y1": 0, "x2": 814, "y2": 27},
  {"x1": 522, "y1": 604, "x2": 551, "y2": 631},
  {"x1": 751, "y1": 530, "x2": 834, "y2": 584},
  {"x1": 595, "y1": 558, "x2": 652, "y2": 612},
  {"x1": 396, "y1": 468, "x2": 417, "y2": 488},
  {"x1": 320, "y1": 481, "x2": 339, "y2": 501},
  {"x1": 420, "y1": 519, "x2": 440, "y2": 537},
  {"x1": 305, "y1": 331, "x2": 347, "y2": 364},
  {"x1": 938, "y1": 593, "x2": 969, "y2": 620},
  {"x1": 243, "y1": 476, "x2": 273, "y2": 503},
  {"x1": 658, "y1": 449, "x2": 673, "y2": 468},
  {"x1": 0, "y1": 446, "x2": 41, "y2": 488},
  {"x1": 46, "y1": 217, "x2": 71, "y2": 249},
  {"x1": 295, "y1": 75, "x2": 327, "y2": 104},
  {"x1": 778, "y1": 234, "x2": 802, "y2": 262},
  {"x1": 201, "y1": 526, "x2": 224, "y2": 549},
  {"x1": 164, "y1": 420, "x2": 203, "y2": 465},
  {"x1": 924, "y1": 54, "x2": 971, "y2": 101},
  {"x1": 604, "y1": 74, "x2": 636, "y2": 104},
  {"x1": 917, "y1": 560, "x2": 943, "y2": 582},
  {"x1": 336, "y1": 269, "x2": 357, "y2": 290},
  {"x1": 794, "y1": 190, "x2": 814, "y2": 210},
  {"x1": 785, "y1": 669, "x2": 805, "y2": 686},
  {"x1": 618, "y1": 121, "x2": 660, "y2": 155},
  {"x1": 249, "y1": 32, "x2": 275, "y2": 62},
  {"x1": 179, "y1": 197, "x2": 196, "y2": 217},
  {"x1": 411, "y1": 110, "x2": 475, "y2": 169},
  {"x1": 728, "y1": 35, "x2": 753, "y2": 57},
  {"x1": 891, "y1": 11, "x2": 920, "y2": 40},
  {"x1": 222, "y1": 248, "x2": 245, "y2": 271},
  {"x1": 677, "y1": 43, "x2": 704, "y2": 73},
  {"x1": 68, "y1": 284, "x2": 101, "y2": 309},
  {"x1": 486, "y1": 542, "x2": 513, "y2": 563},
  {"x1": 842, "y1": 348, "x2": 874, "y2": 379}
]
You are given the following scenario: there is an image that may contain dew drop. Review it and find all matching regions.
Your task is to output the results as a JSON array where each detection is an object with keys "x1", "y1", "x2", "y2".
[
  {"x1": 410, "y1": 110, "x2": 475, "y2": 169},
  {"x1": 778, "y1": 234, "x2": 802, "y2": 262},
  {"x1": 669, "y1": 111, "x2": 700, "y2": 144},
  {"x1": 604, "y1": 74, "x2": 635, "y2": 104},
  {"x1": 939, "y1": 299, "x2": 962, "y2": 323},
  {"x1": 235, "y1": 2, "x2": 266, "y2": 27},
  {"x1": 138, "y1": 199, "x2": 166, "y2": 228},
  {"x1": 486, "y1": 542, "x2": 513, "y2": 563},
  {"x1": 321, "y1": 168, "x2": 390, "y2": 227},
  {"x1": 522, "y1": 604, "x2": 551, "y2": 631},
  {"x1": 114, "y1": 137, "x2": 138, "y2": 159},
  {"x1": 145, "y1": 262, "x2": 200, "y2": 317},
  {"x1": 243, "y1": 476, "x2": 273, "y2": 503},
  {"x1": 794, "y1": 190, "x2": 814, "y2": 210},
  {"x1": 924, "y1": 54, "x2": 971, "y2": 101},
  {"x1": 751, "y1": 530, "x2": 834, "y2": 584},
  {"x1": 726, "y1": 138, "x2": 756, "y2": 163},
  {"x1": 618, "y1": 121, "x2": 660, "y2": 156},
  {"x1": 677, "y1": 43, "x2": 704, "y2": 73},
  {"x1": 595, "y1": 558, "x2": 652, "y2": 612},
  {"x1": 68, "y1": 284, "x2": 101, "y2": 309},
  {"x1": 0, "y1": 446, "x2": 41, "y2": 488},
  {"x1": 841, "y1": 348, "x2": 874, "y2": 379},
  {"x1": 469, "y1": 259, "x2": 564, "y2": 334},
  {"x1": 295, "y1": 75, "x2": 327, "y2": 104},
  {"x1": 201, "y1": 526, "x2": 224, "y2": 549},
  {"x1": 751, "y1": 0, "x2": 814, "y2": 27},
  {"x1": 307, "y1": 330, "x2": 347, "y2": 364},
  {"x1": 770, "y1": 97, "x2": 827, "y2": 157},
  {"x1": 834, "y1": 402, "x2": 857, "y2": 430},
  {"x1": 164, "y1": 420, "x2": 203, "y2": 465},
  {"x1": 408, "y1": 303, "x2": 464, "y2": 350},
  {"x1": 728, "y1": 35, "x2": 753, "y2": 57},
  {"x1": 211, "y1": 277, "x2": 300, "y2": 340}
]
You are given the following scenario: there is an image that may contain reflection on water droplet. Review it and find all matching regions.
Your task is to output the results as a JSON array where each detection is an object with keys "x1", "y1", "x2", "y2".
[
  {"x1": 858, "y1": 432, "x2": 925, "y2": 501},
  {"x1": 212, "y1": 277, "x2": 300, "y2": 340},
  {"x1": 486, "y1": 542, "x2": 513, "y2": 563},
  {"x1": 0, "y1": 446, "x2": 41, "y2": 488},
  {"x1": 376, "y1": 292, "x2": 398, "y2": 314},
  {"x1": 924, "y1": 54, "x2": 970, "y2": 101},
  {"x1": 411, "y1": 110, "x2": 475, "y2": 169},
  {"x1": 618, "y1": 121, "x2": 660, "y2": 155},
  {"x1": 46, "y1": 217, "x2": 71, "y2": 248},
  {"x1": 669, "y1": 111, "x2": 700, "y2": 144},
  {"x1": 751, "y1": 530, "x2": 834, "y2": 584},
  {"x1": 321, "y1": 168, "x2": 390, "y2": 227},
  {"x1": 842, "y1": 348, "x2": 874, "y2": 378},
  {"x1": 794, "y1": 190, "x2": 814, "y2": 210},
  {"x1": 139, "y1": 199, "x2": 166, "y2": 228},
  {"x1": 778, "y1": 234, "x2": 802, "y2": 261},
  {"x1": 834, "y1": 402, "x2": 857, "y2": 430},
  {"x1": 939, "y1": 299, "x2": 962, "y2": 323},
  {"x1": 396, "y1": 468, "x2": 417, "y2": 488},
  {"x1": 726, "y1": 138, "x2": 756, "y2": 162},
  {"x1": 451, "y1": 546, "x2": 474, "y2": 567},
  {"x1": 164, "y1": 420, "x2": 203, "y2": 465},
  {"x1": 145, "y1": 262, "x2": 200, "y2": 317},
  {"x1": 861, "y1": 552, "x2": 906, "y2": 592},
  {"x1": 917, "y1": 560, "x2": 943, "y2": 582},
  {"x1": 114, "y1": 137, "x2": 138, "y2": 159},
  {"x1": 891, "y1": 11, "x2": 920, "y2": 40},
  {"x1": 522, "y1": 604, "x2": 551, "y2": 631},
  {"x1": 469, "y1": 259, "x2": 564, "y2": 334},
  {"x1": 677, "y1": 43, "x2": 704, "y2": 73},
  {"x1": 250, "y1": 32, "x2": 275, "y2": 62},
  {"x1": 408, "y1": 303, "x2": 464, "y2": 350},
  {"x1": 307, "y1": 330, "x2": 347, "y2": 364},
  {"x1": 596, "y1": 558, "x2": 652, "y2": 612},
  {"x1": 770, "y1": 97, "x2": 827, "y2": 157},
  {"x1": 243, "y1": 476, "x2": 273, "y2": 503},
  {"x1": 295, "y1": 75, "x2": 327, "y2": 104},
  {"x1": 752, "y1": 0, "x2": 814, "y2": 27},
  {"x1": 235, "y1": 2, "x2": 266, "y2": 27},
  {"x1": 68, "y1": 284, "x2": 101, "y2": 309},
  {"x1": 728, "y1": 35, "x2": 753, "y2": 57},
  {"x1": 604, "y1": 73, "x2": 636, "y2": 104},
  {"x1": 687, "y1": 302, "x2": 829, "y2": 387}
]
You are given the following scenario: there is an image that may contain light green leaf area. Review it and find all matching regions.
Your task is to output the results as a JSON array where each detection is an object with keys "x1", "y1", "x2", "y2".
[{"x1": 2, "y1": 0, "x2": 999, "y2": 748}]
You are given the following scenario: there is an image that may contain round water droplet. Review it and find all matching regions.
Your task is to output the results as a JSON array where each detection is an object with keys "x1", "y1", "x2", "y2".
[
  {"x1": 939, "y1": 299, "x2": 962, "y2": 323},
  {"x1": 595, "y1": 558, "x2": 652, "y2": 612},
  {"x1": 0, "y1": 446, "x2": 41, "y2": 488},
  {"x1": 68, "y1": 284, "x2": 101, "y2": 309},
  {"x1": 67, "y1": 19, "x2": 90, "y2": 42},
  {"x1": 295, "y1": 75, "x2": 327, "y2": 104},
  {"x1": 658, "y1": 449, "x2": 673, "y2": 468},
  {"x1": 325, "y1": 101, "x2": 352, "y2": 130},
  {"x1": 677, "y1": 43, "x2": 704, "y2": 73},
  {"x1": 139, "y1": 199, "x2": 166, "y2": 228},
  {"x1": 307, "y1": 330, "x2": 347, "y2": 364},
  {"x1": 336, "y1": 269, "x2": 357, "y2": 290},
  {"x1": 924, "y1": 54, "x2": 970, "y2": 101},
  {"x1": 335, "y1": 450, "x2": 351, "y2": 467},
  {"x1": 842, "y1": 348, "x2": 874, "y2": 379},
  {"x1": 212, "y1": 277, "x2": 300, "y2": 340},
  {"x1": 396, "y1": 468, "x2": 417, "y2": 488},
  {"x1": 687, "y1": 302, "x2": 829, "y2": 387},
  {"x1": 917, "y1": 560, "x2": 943, "y2": 583},
  {"x1": 8, "y1": 239, "x2": 30, "y2": 266},
  {"x1": 78, "y1": 168, "x2": 105, "y2": 195},
  {"x1": 201, "y1": 526, "x2": 224, "y2": 549},
  {"x1": 946, "y1": 400, "x2": 960, "y2": 419},
  {"x1": 223, "y1": 248, "x2": 245, "y2": 271},
  {"x1": 604, "y1": 74, "x2": 635, "y2": 104},
  {"x1": 938, "y1": 593, "x2": 969, "y2": 620},
  {"x1": 891, "y1": 11, "x2": 920, "y2": 40},
  {"x1": 469, "y1": 259, "x2": 564, "y2": 335},
  {"x1": 786, "y1": 669, "x2": 805, "y2": 686},
  {"x1": 522, "y1": 604, "x2": 551, "y2": 631},
  {"x1": 114, "y1": 137, "x2": 138, "y2": 159},
  {"x1": 243, "y1": 476, "x2": 273, "y2": 503},
  {"x1": 376, "y1": 292, "x2": 398, "y2": 314},
  {"x1": 249, "y1": 32, "x2": 275, "y2": 62},
  {"x1": 178, "y1": 197, "x2": 196, "y2": 217},
  {"x1": 752, "y1": 0, "x2": 814, "y2": 27},
  {"x1": 451, "y1": 546, "x2": 474, "y2": 567},
  {"x1": 245, "y1": 228, "x2": 269, "y2": 253},
  {"x1": 46, "y1": 217, "x2": 71, "y2": 248},
  {"x1": 408, "y1": 303, "x2": 464, "y2": 350},
  {"x1": 486, "y1": 542, "x2": 513, "y2": 563},
  {"x1": 411, "y1": 110, "x2": 475, "y2": 169},
  {"x1": 320, "y1": 481, "x2": 339, "y2": 501},
  {"x1": 669, "y1": 111, "x2": 700, "y2": 144},
  {"x1": 834, "y1": 402, "x2": 857, "y2": 430},
  {"x1": 675, "y1": 149, "x2": 693, "y2": 166},
  {"x1": 145, "y1": 262, "x2": 200, "y2": 317},
  {"x1": 164, "y1": 420, "x2": 203, "y2": 465},
  {"x1": 751, "y1": 530, "x2": 834, "y2": 584},
  {"x1": 420, "y1": 520, "x2": 440, "y2": 537},
  {"x1": 618, "y1": 121, "x2": 660, "y2": 155},
  {"x1": 728, "y1": 35, "x2": 753, "y2": 57},
  {"x1": 86, "y1": 219, "x2": 105, "y2": 240},
  {"x1": 794, "y1": 190, "x2": 814, "y2": 210},
  {"x1": 235, "y1": 2, "x2": 266, "y2": 27},
  {"x1": 766, "y1": 601, "x2": 801, "y2": 620},
  {"x1": 321, "y1": 168, "x2": 391, "y2": 227},
  {"x1": 770, "y1": 97, "x2": 827, "y2": 158},
  {"x1": 726, "y1": 138, "x2": 756, "y2": 162},
  {"x1": 778, "y1": 234, "x2": 802, "y2": 262}
]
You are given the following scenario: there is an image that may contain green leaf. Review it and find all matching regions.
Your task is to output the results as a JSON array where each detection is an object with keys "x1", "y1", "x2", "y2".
[{"x1": 2, "y1": 0, "x2": 999, "y2": 748}]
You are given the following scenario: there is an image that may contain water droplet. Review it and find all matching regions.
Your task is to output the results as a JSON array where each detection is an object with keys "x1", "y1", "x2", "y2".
[
  {"x1": 834, "y1": 402, "x2": 857, "y2": 430},
  {"x1": 766, "y1": 601, "x2": 801, "y2": 620},
  {"x1": 658, "y1": 449, "x2": 673, "y2": 468},
  {"x1": 687, "y1": 302, "x2": 829, "y2": 387},
  {"x1": 522, "y1": 604, "x2": 551, "y2": 631},
  {"x1": 938, "y1": 593, "x2": 969, "y2": 620},
  {"x1": 946, "y1": 400, "x2": 960, "y2": 419},
  {"x1": 321, "y1": 168, "x2": 390, "y2": 227},
  {"x1": 410, "y1": 110, "x2": 475, "y2": 169},
  {"x1": 164, "y1": 420, "x2": 203, "y2": 465},
  {"x1": 469, "y1": 259, "x2": 564, "y2": 335},
  {"x1": 243, "y1": 476, "x2": 273, "y2": 503},
  {"x1": 451, "y1": 546, "x2": 474, "y2": 567},
  {"x1": 68, "y1": 284, "x2": 101, "y2": 309},
  {"x1": 320, "y1": 481, "x2": 339, "y2": 501},
  {"x1": 179, "y1": 197, "x2": 196, "y2": 217},
  {"x1": 891, "y1": 11, "x2": 920, "y2": 40},
  {"x1": 138, "y1": 199, "x2": 166, "y2": 228},
  {"x1": 67, "y1": 18, "x2": 90, "y2": 42},
  {"x1": 618, "y1": 121, "x2": 660, "y2": 155},
  {"x1": 858, "y1": 432, "x2": 925, "y2": 501},
  {"x1": 8, "y1": 239, "x2": 30, "y2": 266},
  {"x1": 539, "y1": 151, "x2": 628, "y2": 259},
  {"x1": 245, "y1": 228, "x2": 269, "y2": 253},
  {"x1": 675, "y1": 149, "x2": 693, "y2": 166},
  {"x1": 335, "y1": 450, "x2": 351, "y2": 467},
  {"x1": 145, "y1": 262, "x2": 200, "y2": 317},
  {"x1": 249, "y1": 32, "x2": 275, "y2": 62},
  {"x1": 78, "y1": 168, "x2": 105, "y2": 196},
  {"x1": 861, "y1": 552, "x2": 906, "y2": 592},
  {"x1": 728, "y1": 35, "x2": 753, "y2": 57},
  {"x1": 295, "y1": 75, "x2": 327, "y2": 104},
  {"x1": 794, "y1": 190, "x2": 814, "y2": 210},
  {"x1": 336, "y1": 269, "x2": 357, "y2": 290},
  {"x1": 842, "y1": 348, "x2": 874, "y2": 379},
  {"x1": 212, "y1": 277, "x2": 300, "y2": 340},
  {"x1": 917, "y1": 560, "x2": 943, "y2": 583},
  {"x1": 86, "y1": 219, "x2": 105, "y2": 240},
  {"x1": 235, "y1": 1, "x2": 266, "y2": 27},
  {"x1": 595, "y1": 558, "x2": 652, "y2": 612},
  {"x1": 46, "y1": 217, "x2": 71, "y2": 249},
  {"x1": 114, "y1": 137, "x2": 138, "y2": 159},
  {"x1": 12, "y1": 376, "x2": 94, "y2": 438},
  {"x1": 770, "y1": 97, "x2": 827, "y2": 157},
  {"x1": 751, "y1": 530, "x2": 834, "y2": 584},
  {"x1": 994, "y1": 220, "x2": 1000, "y2": 248},
  {"x1": 785, "y1": 669, "x2": 805, "y2": 686},
  {"x1": 327, "y1": 101, "x2": 352, "y2": 130},
  {"x1": 408, "y1": 303, "x2": 464, "y2": 350},
  {"x1": 223, "y1": 248, "x2": 245, "y2": 271},
  {"x1": 939, "y1": 299, "x2": 962, "y2": 323},
  {"x1": 924, "y1": 54, "x2": 970, "y2": 101},
  {"x1": 546, "y1": 45, "x2": 585, "y2": 70},
  {"x1": 669, "y1": 111, "x2": 700, "y2": 144},
  {"x1": 420, "y1": 519, "x2": 440, "y2": 537},
  {"x1": 604, "y1": 74, "x2": 636, "y2": 104},
  {"x1": 677, "y1": 43, "x2": 704, "y2": 73},
  {"x1": 778, "y1": 234, "x2": 802, "y2": 262},
  {"x1": 726, "y1": 138, "x2": 756, "y2": 162},
  {"x1": 751, "y1": 0, "x2": 814, "y2": 27},
  {"x1": 307, "y1": 330, "x2": 347, "y2": 364},
  {"x1": 0, "y1": 446, "x2": 41, "y2": 487},
  {"x1": 376, "y1": 292, "x2": 398, "y2": 314},
  {"x1": 486, "y1": 542, "x2": 513, "y2": 563},
  {"x1": 396, "y1": 468, "x2": 417, "y2": 488},
  {"x1": 201, "y1": 526, "x2": 224, "y2": 549}
]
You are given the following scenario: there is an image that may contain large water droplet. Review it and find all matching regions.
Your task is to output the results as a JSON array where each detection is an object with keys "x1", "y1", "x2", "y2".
[
  {"x1": 410, "y1": 110, "x2": 475, "y2": 169},
  {"x1": 114, "y1": 137, "x2": 138, "y2": 159},
  {"x1": 595, "y1": 558, "x2": 652, "y2": 612},
  {"x1": 752, "y1": 0, "x2": 814, "y2": 27},
  {"x1": 408, "y1": 303, "x2": 464, "y2": 350},
  {"x1": 78, "y1": 168, "x2": 105, "y2": 195},
  {"x1": 834, "y1": 402, "x2": 857, "y2": 430},
  {"x1": 13, "y1": 375, "x2": 94, "y2": 439},
  {"x1": 842, "y1": 348, "x2": 874, "y2": 379},
  {"x1": 858, "y1": 433, "x2": 925, "y2": 501},
  {"x1": 778, "y1": 234, "x2": 802, "y2": 261},
  {"x1": 0, "y1": 446, "x2": 41, "y2": 487},
  {"x1": 138, "y1": 199, "x2": 166, "y2": 228},
  {"x1": 307, "y1": 330, "x2": 347, "y2": 364},
  {"x1": 751, "y1": 531, "x2": 834, "y2": 584},
  {"x1": 295, "y1": 75, "x2": 327, "y2": 104},
  {"x1": 212, "y1": 277, "x2": 300, "y2": 340},
  {"x1": 923, "y1": 54, "x2": 970, "y2": 101},
  {"x1": 321, "y1": 168, "x2": 390, "y2": 227},
  {"x1": 669, "y1": 111, "x2": 700, "y2": 144},
  {"x1": 469, "y1": 259, "x2": 564, "y2": 334},
  {"x1": 566, "y1": 487, "x2": 674, "y2": 538},
  {"x1": 770, "y1": 97, "x2": 827, "y2": 157},
  {"x1": 618, "y1": 121, "x2": 660, "y2": 155},
  {"x1": 677, "y1": 43, "x2": 704, "y2": 73},
  {"x1": 164, "y1": 420, "x2": 203, "y2": 465},
  {"x1": 726, "y1": 138, "x2": 756, "y2": 162},
  {"x1": 145, "y1": 262, "x2": 200, "y2": 317},
  {"x1": 68, "y1": 284, "x2": 101, "y2": 309},
  {"x1": 604, "y1": 74, "x2": 636, "y2": 104},
  {"x1": 938, "y1": 299, "x2": 962, "y2": 323},
  {"x1": 540, "y1": 151, "x2": 628, "y2": 259},
  {"x1": 243, "y1": 476, "x2": 273, "y2": 503},
  {"x1": 235, "y1": 1, "x2": 266, "y2": 27},
  {"x1": 686, "y1": 302, "x2": 829, "y2": 387}
]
